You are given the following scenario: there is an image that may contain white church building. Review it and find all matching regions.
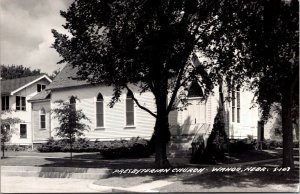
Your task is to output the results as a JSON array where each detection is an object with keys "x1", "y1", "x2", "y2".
[{"x1": 26, "y1": 63, "x2": 260, "y2": 146}]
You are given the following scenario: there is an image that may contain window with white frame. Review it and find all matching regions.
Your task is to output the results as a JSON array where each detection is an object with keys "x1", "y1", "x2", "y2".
[
  {"x1": 16, "y1": 96, "x2": 26, "y2": 111},
  {"x1": 231, "y1": 90, "x2": 235, "y2": 122},
  {"x1": 237, "y1": 88, "x2": 240, "y2": 123},
  {"x1": 126, "y1": 92, "x2": 134, "y2": 126},
  {"x1": 20, "y1": 124, "x2": 27, "y2": 138},
  {"x1": 40, "y1": 108, "x2": 46, "y2": 129},
  {"x1": 1, "y1": 96, "x2": 9, "y2": 110},
  {"x1": 231, "y1": 87, "x2": 241, "y2": 123},
  {"x1": 37, "y1": 84, "x2": 46, "y2": 92},
  {"x1": 96, "y1": 93, "x2": 104, "y2": 127}
]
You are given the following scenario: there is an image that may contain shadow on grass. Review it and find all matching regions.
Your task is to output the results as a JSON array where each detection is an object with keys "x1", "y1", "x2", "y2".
[
  {"x1": 39, "y1": 157, "x2": 156, "y2": 168},
  {"x1": 35, "y1": 155, "x2": 189, "y2": 184},
  {"x1": 180, "y1": 161, "x2": 299, "y2": 189},
  {"x1": 2, "y1": 149, "x2": 299, "y2": 188}
]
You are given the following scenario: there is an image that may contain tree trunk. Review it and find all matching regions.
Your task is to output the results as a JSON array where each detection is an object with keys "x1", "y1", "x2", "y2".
[
  {"x1": 2, "y1": 141, "x2": 5, "y2": 158},
  {"x1": 154, "y1": 116, "x2": 170, "y2": 168},
  {"x1": 70, "y1": 141, "x2": 73, "y2": 161},
  {"x1": 281, "y1": 88, "x2": 294, "y2": 168},
  {"x1": 69, "y1": 135, "x2": 73, "y2": 161},
  {"x1": 153, "y1": 94, "x2": 171, "y2": 168}
]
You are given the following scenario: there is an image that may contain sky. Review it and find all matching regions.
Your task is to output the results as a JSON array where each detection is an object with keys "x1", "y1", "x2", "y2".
[{"x1": 0, "y1": 0, "x2": 73, "y2": 74}]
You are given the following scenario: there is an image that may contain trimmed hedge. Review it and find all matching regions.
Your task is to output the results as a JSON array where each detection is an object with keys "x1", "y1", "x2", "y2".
[
  {"x1": 261, "y1": 140, "x2": 299, "y2": 149},
  {"x1": 191, "y1": 137, "x2": 257, "y2": 164},
  {"x1": 37, "y1": 137, "x2": 152, "y2": 159},
  {"x1": 228, "y1": 139, "x2": 257, "y2": 153},
  {"x1": 1, "y1": 144, "x2": 32, "y2": 152},
  {"x1": 37, "y1": 137, "x2": 101, "y2": 152},
  {"x1": 99, "y1": 137, "x2": 152, "y2": 159}
]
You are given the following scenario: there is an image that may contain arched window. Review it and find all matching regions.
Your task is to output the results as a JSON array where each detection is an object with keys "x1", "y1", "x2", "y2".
[
  {"x1": 187, "y1": 81, "x2": 203, "y2": 97},
  {"x1": 40, "y1": 108, "x2": 46, "y2": 129},
  {"x1": 70, "y1": 96, "x2": 76, "y2": 110},
  {"x1": 126, "y1": 92, "x2": 134, "y2": 126},
  {"x1": 237, "y1": 87, "x2": 240, "y2": 123},
  {"x1": 96, "y1": 93, "x2": 104, "y2": 127},
  {"x1": 231, "y1": 85, "x2": 241, "y2": 123}
]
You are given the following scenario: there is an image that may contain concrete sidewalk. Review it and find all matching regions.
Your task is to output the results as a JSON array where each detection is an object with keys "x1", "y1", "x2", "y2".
[{"x1": 1, "y1": 176, "x2": 100, "y2": 193}]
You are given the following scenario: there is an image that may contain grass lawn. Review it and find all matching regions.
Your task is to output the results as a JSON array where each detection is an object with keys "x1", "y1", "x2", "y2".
[
  {"x1": 158, "y1": 160, "x2": 299, "y2": 192},
  {"x1": 1, "y1": 149, "x2": 299, "y2": 192},
  {"x1": 1, "y1": 151, "x2": 157, "y2": 169},
  {"x1": 1, "y1": 148, "x2": 298, "y2": 168},
  {"x1": 93, "y1": 151, "x2": 299, "y2": 191}
]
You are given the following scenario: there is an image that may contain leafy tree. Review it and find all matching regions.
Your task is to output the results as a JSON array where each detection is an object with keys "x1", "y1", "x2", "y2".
[
  {"x1": 52, "y1": 96, "x2": 90, "y2": 160},
  {"x1": 52, "y1": 0, "x2": 224, "y2": 167},
  {"x1": 200, "y1": 0, "x2": 298, "y2": 168},
  {"x1": 1, "y1": 64, "x2": 42, "y2": 79},
  {"x1": 0, "y1": 111, "x2": 22, "y2": 158},
  {"x1": 191, "y1": 106, "x2": 228, "y2": 164}
]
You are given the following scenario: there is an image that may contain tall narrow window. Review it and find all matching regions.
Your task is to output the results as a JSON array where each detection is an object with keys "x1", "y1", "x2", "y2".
[
  {"x1": 1, "y1": 96, "x2": 9, "y2": 110},
  {"x1": 16, "y1": 96, "x2": 26, "y2": 111},
  {"x1": 231, "y1": 90, "x2": 235, "y2": 122},
  {"x1": 126, "y1": 92, "x2": 134, "y2": 126},
  {"x1": 96, "y1": 93, "x2": 104, "y2": 127},
  {"x1": 237, "y1": 88, "x2": 240, "y2": 123},
  {"x1": 40, "y1": 108, "x2": 46, "y2": 129},
  {"x1": 20, "y1": 124, "x2": 27, "y2": 138},
  {"x1": 70, "y1": 96, "x2": 76, "y2": 111}
]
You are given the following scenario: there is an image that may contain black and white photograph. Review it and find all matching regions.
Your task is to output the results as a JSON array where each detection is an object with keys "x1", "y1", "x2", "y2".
[{"x1": 0, "y1": 0, "x2": 299, "y2": 193}]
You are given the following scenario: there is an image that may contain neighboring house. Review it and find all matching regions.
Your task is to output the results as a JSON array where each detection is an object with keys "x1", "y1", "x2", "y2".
[
  {"x1": 0, "y1": 75, "x2": 52, "y2": 145},
  {"x1": 263, "y1": 104, "x2": 299, "y2": 141},
  {"x1": 29, "y1": 63, "x2": 260, "y2": 146}
]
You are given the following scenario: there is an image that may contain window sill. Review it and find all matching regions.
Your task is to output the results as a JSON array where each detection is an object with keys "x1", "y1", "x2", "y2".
[
  {"x1": 124, "y1": 126, "x2": 136, "y2": 129},
  {"x1": 40, "y1": 128, "x2": 47, "y2": 130},
  {"x1": 187, "y1": 96, "x2": 203, "y2": 100},
  {"x1": 95, "y1": 127, "x2": 105, "y2": 130}
]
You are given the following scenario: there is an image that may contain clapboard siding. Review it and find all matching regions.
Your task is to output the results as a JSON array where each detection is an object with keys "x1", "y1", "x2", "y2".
[
  {"x1": 46, "y1": 82, "x2": 259, "y2": 141},
  {"x1": 31, "y1": 100, "x2": 51, "y2": 142},
  {"x1": 226, "y1": 88, "x2": 259, "y2": 139},
  {"x1": 167, "y1": 84, "x2": 259, "y2": 139},
  {"x1": 50, "y1": 85, "x2": 156, "y2": 140}
]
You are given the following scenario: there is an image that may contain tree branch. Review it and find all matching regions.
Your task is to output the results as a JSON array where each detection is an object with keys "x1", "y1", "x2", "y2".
[
  {"x1": 125, "y1": 85, "x2": 157, "y2": 118},
  {"x1": 166, "y1": 65, "x2": 186, "y2": 113}
]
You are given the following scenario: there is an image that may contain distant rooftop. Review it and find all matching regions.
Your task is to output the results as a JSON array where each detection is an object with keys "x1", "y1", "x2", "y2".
[{"x1": 46, "y1": 64, "x2": 89, "y2": 90}]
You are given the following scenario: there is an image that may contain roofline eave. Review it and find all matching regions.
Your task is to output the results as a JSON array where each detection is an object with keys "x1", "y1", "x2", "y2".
[{"x1": 10, "y1": 75, "x2": 52, "y2": 95}]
